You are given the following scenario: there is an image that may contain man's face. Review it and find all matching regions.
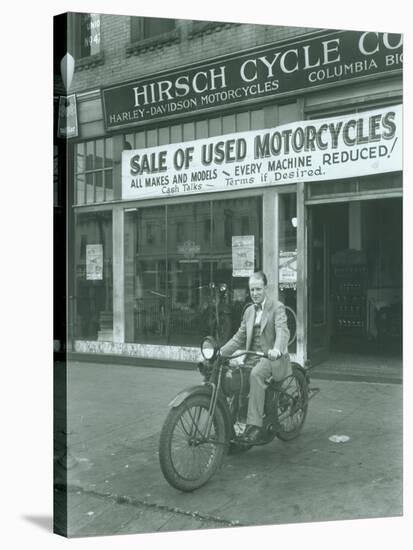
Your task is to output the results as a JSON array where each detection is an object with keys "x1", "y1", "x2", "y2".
[{"x1": 249, "y1": 276, "x2": 266, "y2": 305}]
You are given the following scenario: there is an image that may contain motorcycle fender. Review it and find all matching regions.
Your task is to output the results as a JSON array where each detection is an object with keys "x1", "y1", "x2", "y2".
[
  {"x1": 168, "y1": 385, "x2": 233, "y2": 441},
  {"x1": 291, "y1": 362, "x2": 310, "y2": 384},
  {"x1": 168, "y1": 385, "x2": 212, "y2": 408}
]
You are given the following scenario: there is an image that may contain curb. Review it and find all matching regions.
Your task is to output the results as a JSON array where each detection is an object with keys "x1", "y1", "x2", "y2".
[{"x1": 67, "y1": 352, "x2": 402, "y2": 385}]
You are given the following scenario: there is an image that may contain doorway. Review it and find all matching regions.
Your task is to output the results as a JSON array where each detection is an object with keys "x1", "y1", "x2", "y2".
[{"x1": 307, "y1": 198, "x2": 402, "y2": 367}]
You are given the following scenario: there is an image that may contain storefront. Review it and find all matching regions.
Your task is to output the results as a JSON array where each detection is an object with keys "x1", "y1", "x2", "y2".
[{"x1": 69, "y1": 28, "x2": 403, "y2": 367}]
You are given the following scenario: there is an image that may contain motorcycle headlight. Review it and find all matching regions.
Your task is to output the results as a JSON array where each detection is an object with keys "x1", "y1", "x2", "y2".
[{"x1": 201, "y1": 336, "x2": 218, "y2": 361}]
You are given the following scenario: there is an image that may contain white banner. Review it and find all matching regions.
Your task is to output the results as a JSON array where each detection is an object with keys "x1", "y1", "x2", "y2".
[{"x1": 122, "y1": 105, "x2": 402, "y2": 200}]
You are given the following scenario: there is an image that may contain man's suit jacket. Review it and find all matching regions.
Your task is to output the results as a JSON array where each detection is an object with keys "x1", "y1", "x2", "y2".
[{"x1": 220, "y1": 298, "x2": 291, "y2": 381}]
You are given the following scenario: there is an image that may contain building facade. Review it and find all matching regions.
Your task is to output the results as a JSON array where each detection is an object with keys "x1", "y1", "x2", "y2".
[{"x1": 54, "y1": 14, "x2": 403, "y2": 368}]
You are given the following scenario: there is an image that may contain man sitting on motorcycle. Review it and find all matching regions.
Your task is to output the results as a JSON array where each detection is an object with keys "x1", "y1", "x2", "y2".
[{"x1": 220, "y1": 271, "x2": 291, "y2": 444}]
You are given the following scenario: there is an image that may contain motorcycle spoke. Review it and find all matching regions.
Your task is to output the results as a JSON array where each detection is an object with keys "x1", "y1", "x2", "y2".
[
  {"x1": 173, "y1": 411, "x2": 202, "y2": 447},
  {"x1": 186, "y1": 406, "x2": 209, "y2": 440},
  {"x1": 280, "y1": 377, "x2": 300, "y2": 402},
  {"x1": 169, "y1": 404, "x2": 219, "y2": 481},
  {"x1": 196, "y1": 438, "x2": 217, "y2": 465},
  {"x1": 177, "y1": 407, "x2": 206, "y2": 440},
  {"x1": 172, "y1": 441, "x2": 216, "y2": 480},
  {"x1": 178, "y1": 447, "x2": 197, "y2": 478},
  {"x1": 278, "y1": 380, "x2": 306, "y2": 431},
  {"x1": 178, "y1": 414, "x2": 193, "y2": 437},
  {"x1": 196, "y1": 440, "x2": 216, "y2": 461},
  {"x1": 281, "y1": 376, "x2": 296, "y2": 393}
]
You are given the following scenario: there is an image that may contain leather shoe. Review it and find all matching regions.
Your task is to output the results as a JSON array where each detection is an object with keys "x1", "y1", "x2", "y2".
[{"x1": 244, "y1": 425, "x2": 263, "y2": 444}]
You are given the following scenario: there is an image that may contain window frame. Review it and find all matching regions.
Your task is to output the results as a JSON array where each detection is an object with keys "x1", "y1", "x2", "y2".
[
  {"x1": 127, "y1": 17, "x2": 179, "y2": 55},
  {"x1": 75, "y1": 138, "x2": 114, "y2": 205},
  {"x1": 69, "y1": 12, "x2": 104, "y2": 69}
]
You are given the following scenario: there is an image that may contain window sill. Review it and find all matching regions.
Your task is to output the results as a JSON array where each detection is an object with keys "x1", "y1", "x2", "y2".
[
  {"x1": 188, "y1": 22, "x2": 238, "y2": 39},
  {"x1": 126, "y1": 29, "x2": 180, "y2": 57},
  {"x1": 75, "y1": 52, "x2": 105, "y2": 72}
]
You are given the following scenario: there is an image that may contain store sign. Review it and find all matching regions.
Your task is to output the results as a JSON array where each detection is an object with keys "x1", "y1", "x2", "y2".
[
  {"x1": 86, "y1": 244, "x2": 103, "y2": 280},
  {"x1": 103, "y1": 30, "x2": 402, "y2": 129},
  {"x1": 57, "y1": 94, "x2": 78, "y2": 138},
  {"x1": 232, "y1": 236, "x2": 255, "y2": 277},
  {"x1": 121, "y1": 104, "x2": 402, "y2": 200}
]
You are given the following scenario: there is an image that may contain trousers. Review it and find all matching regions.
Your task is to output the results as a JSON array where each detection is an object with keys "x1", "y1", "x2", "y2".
[{"x1": 247, "y1": 355, "x2": 292, "y2": 427}]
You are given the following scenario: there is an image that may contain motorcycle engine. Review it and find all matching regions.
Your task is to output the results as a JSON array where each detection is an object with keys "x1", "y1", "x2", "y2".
[{"x1": 222, "y1": 366, "x2": 251, "y2": 396}]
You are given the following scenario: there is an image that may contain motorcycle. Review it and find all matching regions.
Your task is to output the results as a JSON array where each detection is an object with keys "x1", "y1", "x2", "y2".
[{"x1": 159, "y1": 336, "x2": 318, "y2": 492}]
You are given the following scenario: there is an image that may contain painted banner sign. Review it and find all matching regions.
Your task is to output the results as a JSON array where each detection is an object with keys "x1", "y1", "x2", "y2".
[
  {"x1": 103, "y1": 30, "x2": 402, "y2": 129},
  {"x1": 121, "y1": 104, "x2": 402, "y2": 201}
]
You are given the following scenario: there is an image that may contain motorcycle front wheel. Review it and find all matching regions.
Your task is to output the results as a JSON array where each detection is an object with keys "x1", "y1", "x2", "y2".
[{"x1": 159, "y1": 394, "x2": 228, "y2": 492}]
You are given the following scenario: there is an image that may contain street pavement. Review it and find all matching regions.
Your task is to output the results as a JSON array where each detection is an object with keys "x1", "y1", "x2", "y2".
[{"x1": 55, "y1": 361, "x2": 402, "y2": 538}]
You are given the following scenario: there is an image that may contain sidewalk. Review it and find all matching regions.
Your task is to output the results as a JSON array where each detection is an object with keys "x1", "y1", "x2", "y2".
[
  {"x1": 67, "y1": 350, "x2": 403, "y2": 384},
  {"x1": 56, "y1": 360, "x2": 403, "y2": 537},
  {"x1": 311, "y1": 351, "x2": 402, "y2": 384}
]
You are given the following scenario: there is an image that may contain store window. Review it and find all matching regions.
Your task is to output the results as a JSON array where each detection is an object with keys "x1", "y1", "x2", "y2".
[
  {"x1": 74, "y1": 211, "x2": 113, "y2": 340},
  {"x1": 278, "y1": 193, "x2": 297, "y2": 353},
  {"x1": 130, "y1": 17, "x2": 176, "y2": 42},
  {"x1": 75, "y1": 138, "x2": 114, "y2": 204},
  {"x1": 70, "y1": 13, "x2": 101, "y2": 59},
  {"x1": 124, "y1": 197, "x2": 262, "y2": 346},
  {"x1": 362, "y1": 198, "x2": 402, "y2": 351}
]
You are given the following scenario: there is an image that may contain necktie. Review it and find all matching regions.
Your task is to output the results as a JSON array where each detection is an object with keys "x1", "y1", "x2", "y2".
[{"x1": 254, "y1": 303, "x2": 262, "y2": 326}]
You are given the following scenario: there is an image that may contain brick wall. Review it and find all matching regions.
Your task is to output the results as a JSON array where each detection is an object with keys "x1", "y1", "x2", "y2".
[{"x1": 70, "y1": 16, "x2": 320, "y2": 93}]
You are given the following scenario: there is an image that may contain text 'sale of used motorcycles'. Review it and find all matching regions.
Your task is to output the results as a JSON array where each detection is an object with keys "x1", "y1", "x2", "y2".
[{"x1": 159, "y1": 336, "x2": 317, "y2": 492}]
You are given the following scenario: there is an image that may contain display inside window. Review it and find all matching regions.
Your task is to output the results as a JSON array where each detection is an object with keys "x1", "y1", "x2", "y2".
[
  {"x1": 124, "y1": 197, "x2": 262, "y2": 346},
  {"x1": 331, "y1": 250, "x2": 367, "y2": 340},
  {"x1": 74, "y1": 212, "x2": 113, "y2": 340}
]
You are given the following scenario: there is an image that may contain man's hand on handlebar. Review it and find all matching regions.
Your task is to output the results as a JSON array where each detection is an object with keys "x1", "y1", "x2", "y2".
[{"x1": 268, "y1": 348, "x2": 282, "y2": 361}]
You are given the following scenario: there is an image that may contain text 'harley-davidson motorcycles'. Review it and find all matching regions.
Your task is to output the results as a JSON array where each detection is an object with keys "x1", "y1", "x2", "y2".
[{"x1": 158, "y1": 336, "x2": 318, "y2": 492}]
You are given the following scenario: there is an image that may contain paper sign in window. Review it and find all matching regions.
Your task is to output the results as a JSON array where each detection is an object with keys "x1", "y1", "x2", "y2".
[
  {"x1": 232, "y1": 236, "x2": 255, "y2": 277},
  {"x1": 279, "y1": 250, "x2": 297, "y2": 288},
  {"x1": 86, "y1": 244, "x2": 103, "y2": 280}
]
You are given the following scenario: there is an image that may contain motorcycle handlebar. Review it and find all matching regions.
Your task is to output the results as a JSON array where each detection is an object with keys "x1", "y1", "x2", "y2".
[{"x1": 220, "y1": 350, "x2": 268, "y2": 360}]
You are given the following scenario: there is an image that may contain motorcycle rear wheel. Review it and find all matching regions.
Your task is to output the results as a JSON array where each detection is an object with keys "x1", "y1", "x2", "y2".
[
  {"x1": 159, "y1": 394, "x2": 227, "y2": 492},
  {"x1": 275, "y1": 367, "x2": 308, "y2": 441}
]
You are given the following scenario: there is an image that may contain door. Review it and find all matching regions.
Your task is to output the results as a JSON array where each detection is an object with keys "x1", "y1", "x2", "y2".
[{"x1": 307, "y1": 205, "x2": 330, "y2": 365}]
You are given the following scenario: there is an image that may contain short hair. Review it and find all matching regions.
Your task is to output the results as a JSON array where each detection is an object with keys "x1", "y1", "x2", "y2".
[{"x1": 249, "y1": 271, "x2": 268, "y2": 286}]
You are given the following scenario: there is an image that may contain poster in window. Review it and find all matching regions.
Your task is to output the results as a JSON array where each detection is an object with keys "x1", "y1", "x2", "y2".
[
  {"x1": 86, "y1": 244, "x2": 103, "y2": 280},
  {"x1": 232, "y1": 235, "x2": 255, "y2": 277},
  {"x1": 279, "y1": 250, "x2": 297, "y2": 289}
]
